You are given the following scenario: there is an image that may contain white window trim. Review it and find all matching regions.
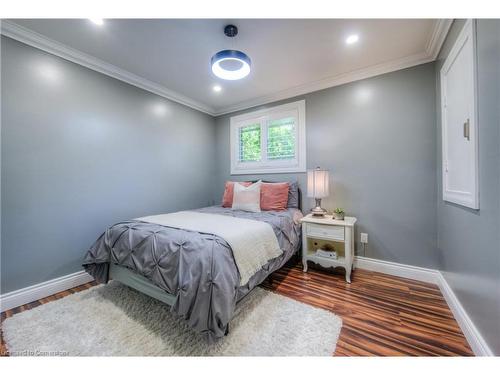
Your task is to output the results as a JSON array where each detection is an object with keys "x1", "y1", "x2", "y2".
[{"x1": 230, "y1": 100, "x2": 306, "y2": 175}]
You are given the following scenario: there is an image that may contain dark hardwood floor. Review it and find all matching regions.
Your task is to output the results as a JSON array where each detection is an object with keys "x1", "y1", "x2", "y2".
[
  {"x1": 1, "y1": 262, "x2": 473, "y2": 356},
  {"x1": 262, "y1": 263, "x2": 473, "y2": 356}
]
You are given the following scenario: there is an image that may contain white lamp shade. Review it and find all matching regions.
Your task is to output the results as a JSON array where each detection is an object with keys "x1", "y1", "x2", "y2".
[{"x1": 307, "y1": 168, "x2": 329, "y2": 198}]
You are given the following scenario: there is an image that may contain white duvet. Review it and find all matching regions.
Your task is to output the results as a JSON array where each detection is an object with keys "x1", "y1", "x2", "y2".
[{"x1": 137, "y1": 211, "x2": 282, "y2": 286}]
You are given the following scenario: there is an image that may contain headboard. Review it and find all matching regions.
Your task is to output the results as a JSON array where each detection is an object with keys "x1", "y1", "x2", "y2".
[{"x1": 297, "y1": 187, "x2": 302, "y2": 211}]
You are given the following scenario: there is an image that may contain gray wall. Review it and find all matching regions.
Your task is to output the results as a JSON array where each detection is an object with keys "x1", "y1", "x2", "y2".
[
  {"x1": 436, "y1": 20, "x2": 500, "y2": 354},
  {"x1": 1, "y1": 37, "x2": 216, "y2": 293},
  {"x1": 214, "y1": 63, "x2": 439, "y2": 268}
]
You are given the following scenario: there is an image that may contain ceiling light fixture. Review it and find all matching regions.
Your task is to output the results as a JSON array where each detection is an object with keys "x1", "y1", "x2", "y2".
[
  {"x1": 213, "y1": 85, "x2": 222, "y2": 92},
  {"x1": 211, "y1": 25, "x2": 251, "y2": 81},
  {"x1": 345, "y1": 34, "x2": 359, "y2": 45},
  {"x1": 89, "y1": 18, "x2": 104, "y2": 26}
]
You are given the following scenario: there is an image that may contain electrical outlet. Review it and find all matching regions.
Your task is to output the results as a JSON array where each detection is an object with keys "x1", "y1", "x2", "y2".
[{"x1": 360, "y1": 233, "x2": 368, "y2": 244}]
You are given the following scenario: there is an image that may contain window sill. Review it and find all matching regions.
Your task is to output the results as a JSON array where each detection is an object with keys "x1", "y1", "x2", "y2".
[{"x1": 230, "y1": 166, "x2": 307, "y2": 175}]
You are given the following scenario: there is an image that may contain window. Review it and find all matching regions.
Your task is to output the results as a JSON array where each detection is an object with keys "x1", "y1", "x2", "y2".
[
  {"x1": 239, "y1": 124, "x2": 261, "y2": 162},
  {"x1": 230, "y1": 100, "x2": 306, "y2": 174}
]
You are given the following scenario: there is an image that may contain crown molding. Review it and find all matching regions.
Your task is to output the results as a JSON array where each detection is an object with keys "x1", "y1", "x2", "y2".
[
  {"x1": 425, "y1": 19, "x2": 454, "y2": 59},
  {"x1": 214, "y1": 19, "x2": 453, "y2": 116},
  {"x1": 1, "y1": 19, "x2": 453, "y2": 118},
  {"x1": 213, "y1": 51, "x2": 432, "y2": 116},
  {"x1": 0, "y1": 20, "x2": 216, "y2": 116}
]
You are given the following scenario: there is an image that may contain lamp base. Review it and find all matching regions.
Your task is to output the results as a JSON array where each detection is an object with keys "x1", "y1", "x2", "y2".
[{"x1": 311, "y1": 199, "x2": 327, "y2": 217}]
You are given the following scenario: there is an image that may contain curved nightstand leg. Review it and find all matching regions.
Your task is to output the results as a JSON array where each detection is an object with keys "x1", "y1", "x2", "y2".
[
  {"x1": 301, "y1": 225, "x2": 308, "y2": 273},
  {"x1": 345, "y1": 268, "x2": 352, "y2": 283}
]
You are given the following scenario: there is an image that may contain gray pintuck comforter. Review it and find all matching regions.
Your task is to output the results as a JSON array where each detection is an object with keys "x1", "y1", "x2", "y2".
[{"x1": 83, "y1": 206, "x2": 302, "y2": 341}]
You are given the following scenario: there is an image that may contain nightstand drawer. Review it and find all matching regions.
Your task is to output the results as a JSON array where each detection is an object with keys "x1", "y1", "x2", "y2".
[{"x1": 306, "y1": 223, "x2": 345, "y2": 241}]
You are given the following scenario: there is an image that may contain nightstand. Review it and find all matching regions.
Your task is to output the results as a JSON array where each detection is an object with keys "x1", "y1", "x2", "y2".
[{"x1": 300, "y1": 214, "x2": 357, "y2": 283}]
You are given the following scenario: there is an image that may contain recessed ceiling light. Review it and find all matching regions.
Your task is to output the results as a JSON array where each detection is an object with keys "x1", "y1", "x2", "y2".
[
  {"x1": 345, "y1": 34, "x2": 359, "y2": 45},
  {"x1": 213, "y1": 85, "x2": 222, "y2": 93},
  {"x1": 89, "y1": 18, "x2": 104, "y2": 26}
]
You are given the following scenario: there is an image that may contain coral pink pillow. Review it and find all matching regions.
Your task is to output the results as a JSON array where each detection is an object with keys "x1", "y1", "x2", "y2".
[
  {"x1": 260, "y1": 182, "x2": 290, "y2": 211},
  {"x1": 222, "y1": 181, "x2": 252, "y2": 207}
]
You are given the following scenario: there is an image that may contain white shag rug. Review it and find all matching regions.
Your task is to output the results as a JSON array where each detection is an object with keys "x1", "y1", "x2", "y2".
[{"x1": 3, "y1": 282, "x2": 342, "y2": 356}]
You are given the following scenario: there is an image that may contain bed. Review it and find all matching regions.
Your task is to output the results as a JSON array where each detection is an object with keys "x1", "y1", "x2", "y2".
[{"x1": 83, "y1": 185, "x2": 302, "y2": 342}]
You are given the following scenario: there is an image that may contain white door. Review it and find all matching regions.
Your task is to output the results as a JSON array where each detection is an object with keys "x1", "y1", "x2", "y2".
[{"x1": 441, "y1": 20, "x2": 479, "y2": 209}]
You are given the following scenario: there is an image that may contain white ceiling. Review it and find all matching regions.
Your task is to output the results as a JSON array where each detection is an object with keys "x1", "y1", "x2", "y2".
[{"x1": 3, "y1": 19, "x2": 451, "y2": 116}]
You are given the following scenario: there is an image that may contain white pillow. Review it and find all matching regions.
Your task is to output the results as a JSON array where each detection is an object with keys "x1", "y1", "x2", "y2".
[{"x1": 232, "y1": 181, "x2": 262, "y2": 212}]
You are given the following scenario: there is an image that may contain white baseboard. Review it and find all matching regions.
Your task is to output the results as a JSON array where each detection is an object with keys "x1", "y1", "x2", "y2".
[
  {"x1": 354, "y1": 256, "x2": 440, "y2": 284},
  {"x1": 435, "y1": 273, "x2": 494, "y2": 356},
  {"x1": 0, "y1": 271, "x2": 94, "y2": 312},
  {"x1": 354, "y1": 255, "x2": 493, "y2": 356}
]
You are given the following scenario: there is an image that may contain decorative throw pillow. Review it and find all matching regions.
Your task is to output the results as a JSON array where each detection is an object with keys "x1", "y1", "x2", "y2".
[
  {"x1": 251, "y1": 180, "x2": 300, "y2": 209},
  {"x1": 232, "y1": 181, "x2": 262, "y2": 212},
  {"x1": 222, "y1": 181, "x2": 252, "y2": 207},
  {"x1": 261, "y1": 182, "x2": 290, "y2": 211}
]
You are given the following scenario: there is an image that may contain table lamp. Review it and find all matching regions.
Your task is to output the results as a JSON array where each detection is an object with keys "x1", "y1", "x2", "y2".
[{"x1": 307, "y1": 167, "x2": 330, "y2": 217}]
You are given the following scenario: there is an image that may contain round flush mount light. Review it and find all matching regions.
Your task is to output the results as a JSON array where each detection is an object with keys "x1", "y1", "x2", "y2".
[
  {"x1": 211, "y1": 50, "x2": 251, "y2": 80},
  {"x1": 345, "y1": 34, "x2": 359, "y2": 45},
  {"x1": 213, "y1": 84, "x2": 222, "y2": 92},
  {"x1": 211, "y1": 25, "x2": 251, "y2": 80}
]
